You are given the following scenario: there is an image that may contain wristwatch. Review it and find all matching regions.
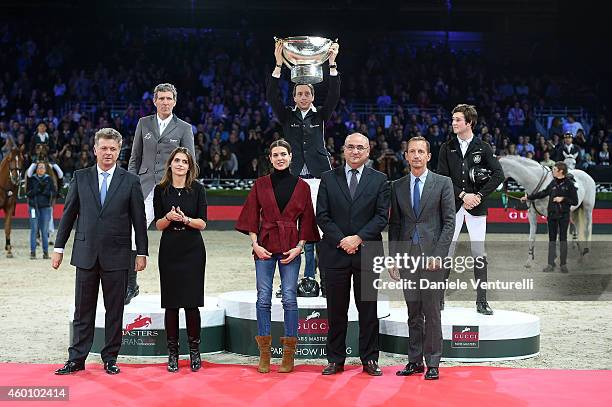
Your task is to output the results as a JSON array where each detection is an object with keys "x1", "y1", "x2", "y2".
[
  {"x1": 329, "y1": 64, "x2": 337, "y2": 68},
  {"x1": 296, "y1": 243, "x2": 305, "y2": 253}
]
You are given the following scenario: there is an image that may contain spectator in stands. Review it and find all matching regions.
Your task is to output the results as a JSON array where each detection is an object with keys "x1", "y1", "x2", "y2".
[
  {"x1": 541, "y1": 151, "x2": 555, "y2": 168},
  {"x1": 75, "y1": 150, "x2": 92, "y2": 170},
  {"x1": 221, "y1": 145, "x2": 238, "y2": 178},
  {"x1": 507, "y1": 102, "x2": 525, "y2": 139},
  {"x1": 516, "y1": 136, "x2": 535, "y2": 157},
  {"x1": 598, "y1": 142, "x2": 610, "y2": 166},
  {"x1": 548, "y1": 117, "x2": 564, "y2": 139},
  {"x1": 562, "y1": 114, "x2": 584, "y2": 137}
]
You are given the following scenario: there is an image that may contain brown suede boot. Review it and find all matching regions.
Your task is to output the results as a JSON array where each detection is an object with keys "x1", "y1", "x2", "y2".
[
  {"x1": 255, "y1": 335, "x2": 272, "y2": 373},
  {"x1": 278, "y1": 336, "x2": 298, "y2": 373}
]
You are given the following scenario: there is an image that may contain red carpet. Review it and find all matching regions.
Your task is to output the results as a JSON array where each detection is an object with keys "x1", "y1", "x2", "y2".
[{"x1": 1, "y1": 361, "x2": 611, "y2": 406}]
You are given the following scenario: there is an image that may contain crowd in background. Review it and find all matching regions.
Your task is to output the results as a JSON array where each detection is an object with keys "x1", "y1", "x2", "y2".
[{"x1": 0, "y1": 24, "x2": 610, "y2": 183}]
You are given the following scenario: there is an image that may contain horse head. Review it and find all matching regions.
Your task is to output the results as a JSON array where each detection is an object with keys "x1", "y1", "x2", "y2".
[
  {"x1": 4, "y1": 146, "x2": 25, "y2": 187},
  {"x1": 498, "y1": 155, "x2": 551, "y2": 195}
]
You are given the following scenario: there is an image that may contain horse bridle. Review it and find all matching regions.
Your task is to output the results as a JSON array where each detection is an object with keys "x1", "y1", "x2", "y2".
[
  {"x1": 502, "y1": 163, "x2": 551, "y2": 217},
  {"x1": 0, "y1": 153, "x2": 24, "y2": 198}
]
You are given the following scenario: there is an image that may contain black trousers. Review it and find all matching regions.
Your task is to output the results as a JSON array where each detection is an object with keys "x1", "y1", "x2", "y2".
[
  {"x1": 164, "y1": 308, "x2": 201, "y2": 340},
  {"x1": 69, "y1": 260, "x2": 127, "y2": 363},
  {"x1": 323, "y1": 264, "x2": 379, "y2": 364},
  {"x1": 401, "y1": 248, "x2": 444, "y2": 368},
  {"x1": 547, "y1": 215, "x2": 570, "y2": 266}
]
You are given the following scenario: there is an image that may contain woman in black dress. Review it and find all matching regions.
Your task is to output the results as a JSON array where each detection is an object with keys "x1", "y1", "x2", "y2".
[{"x1": 154, "y1": 147, "x2": 207, "y2": 372}]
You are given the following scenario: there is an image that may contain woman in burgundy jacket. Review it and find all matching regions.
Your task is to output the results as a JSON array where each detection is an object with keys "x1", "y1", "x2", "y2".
[{"x1": 236, "y1": 139, "x2": 320, "y2": 374}]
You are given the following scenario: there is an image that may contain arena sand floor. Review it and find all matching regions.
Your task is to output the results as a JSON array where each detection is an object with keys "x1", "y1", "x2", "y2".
[{"x1": 0, "y1": 230, "x2": 610, "y2": 370}]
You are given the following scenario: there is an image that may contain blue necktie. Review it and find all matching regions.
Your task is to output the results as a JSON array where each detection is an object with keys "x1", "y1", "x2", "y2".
[
  {"x1": 100, "y1": 172, "x2": 109, "y2": 206},
  {"x1": 413, "y1": 177, "x2": 421, "y2": 242}
]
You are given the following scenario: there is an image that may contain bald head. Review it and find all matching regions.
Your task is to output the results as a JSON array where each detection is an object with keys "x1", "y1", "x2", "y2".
[
  {"x1": 344, "y1": 132, "x2": 370, "y2": 169},
  {"x1": 345, "y1": 132, "x2": 369, "y2": 146}
]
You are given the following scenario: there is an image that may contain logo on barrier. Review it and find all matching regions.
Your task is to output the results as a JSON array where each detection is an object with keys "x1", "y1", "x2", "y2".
[
  {"x1": 299, "y1": 310, "x2": 328, "y2": 334},
  {"x1": 452, "y1": 325, "x2": 479, "y2": 348},
  {"x1": 124, "y1": 315, "x2": 152, "y2": 332}
]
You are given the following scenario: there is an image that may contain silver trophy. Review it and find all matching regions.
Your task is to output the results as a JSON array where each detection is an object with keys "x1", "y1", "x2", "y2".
[{"x1": 275, "y1": 36, "x2": 337, "y2": 84}]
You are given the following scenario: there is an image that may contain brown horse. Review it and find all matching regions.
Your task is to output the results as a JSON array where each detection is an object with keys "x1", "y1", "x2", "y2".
[{"x1": 0, "y1": 146, "x2": 25, "y2": 257}]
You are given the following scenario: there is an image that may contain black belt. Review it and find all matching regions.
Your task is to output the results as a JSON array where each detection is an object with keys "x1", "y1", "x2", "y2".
[{"x1": 300, "y1": 174, "x2": 317, "y2": 179}]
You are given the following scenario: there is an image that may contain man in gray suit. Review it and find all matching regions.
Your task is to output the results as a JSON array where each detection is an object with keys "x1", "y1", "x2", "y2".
[
  {"x1": 126, "y1": 83, "x2": 195, "y2": 303},
  {"x1": 52, "y1": 128, "x2": 148, "y2": 375},
  {"x1": 388, "y1": 136, "x2": 455, "y2": 380}
]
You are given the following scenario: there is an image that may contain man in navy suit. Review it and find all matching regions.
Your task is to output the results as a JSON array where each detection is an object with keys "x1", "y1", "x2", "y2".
[{"x1": 52, "y1": 128, "x2": 148, "y2": 375}]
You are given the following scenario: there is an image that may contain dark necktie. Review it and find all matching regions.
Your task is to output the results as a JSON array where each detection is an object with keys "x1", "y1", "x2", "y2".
[
  {"x1": 349, "y1": 169, "x2": 359, "y2": 199},
  {"x1": 413, "y1": 177, "x2": 421, "y2": 242}
]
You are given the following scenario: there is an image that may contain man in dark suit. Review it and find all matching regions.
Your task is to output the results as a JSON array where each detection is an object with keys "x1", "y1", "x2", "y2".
[
  {"x1": 126, "y1": 83, "x2": 194, "y2": 304},
  {"x1": 389, "y1": 136, "x2": 455, "y2": 381},
  {"x1": 267, "y1": 41, "x2": 340, "y2": 295},
  {"x1": 437, "y1": 104, "x2": 504, "y2": 315},
  {"x1": 316, "y1": 132, "x2": 390, "y2": 376},
  {"x1": 52, "y1": 128, "x2": 148, "y2": 375}
]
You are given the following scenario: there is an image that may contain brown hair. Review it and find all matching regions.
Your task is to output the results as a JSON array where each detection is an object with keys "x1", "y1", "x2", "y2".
[
  {"x1": 159, "y1": 147, "x2": 199, "y2": 191},
  {"x1": 554, "y1": 161, "x2": 568, "y2": 175},
  {"x1": 407, "y1": 136, "x2": 431, "y2": 153},
  {"x1": 452, "y1": 104, "x2": 478, "y2": 129},
  {"x1": 292, "y1": 83, "x2": 314, "y2": 98},
  {"x1": 94, "y1": 128, "x2": 122, "y2": 146},
  {"x1": 269, "y1": 139, "x2": 292, "y2": 155}
]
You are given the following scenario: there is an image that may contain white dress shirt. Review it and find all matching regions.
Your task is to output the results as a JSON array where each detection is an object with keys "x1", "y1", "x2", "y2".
[
  {"x1": 157, "y1": 114, "x2": 173, "y2": 135},
  {"x1": 457, "y1": 135, "x2": 474, "y2": 157}
]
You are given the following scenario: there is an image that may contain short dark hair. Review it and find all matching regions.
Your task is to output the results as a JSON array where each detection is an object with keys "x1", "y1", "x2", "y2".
[
  {"x1": 554, "y1": 161, "x2": 568, "y2": 175},
  {"x1": 292, "y1": 83, "x2": 314, "y2": 98},
  {"x1": 407, "y1": 136, "x2": 431, "y2": 153},
  {"x1": 452, "y1": 104, "x2": 478, "y2": 129}
]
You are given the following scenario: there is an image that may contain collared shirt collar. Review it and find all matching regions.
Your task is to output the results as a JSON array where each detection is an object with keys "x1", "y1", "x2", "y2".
[
  {"x1": 292, "y1": 104, "x2": 317, "y2": 113},
  {"x1": 457, "y1": 134, "x2": 473, "y2": 145},
  {"x1": 97, "y1": 164, "x2": 117, "y2": 177},
  {"x1": 157, "y1": 113, "x2": 173, "y2": 127},
  {"x1": 410, "y1": 168, "x2": 429, "y2": 185},
  {"x1": 345, "y1": 163, "x2": 365, "y2": 177}
]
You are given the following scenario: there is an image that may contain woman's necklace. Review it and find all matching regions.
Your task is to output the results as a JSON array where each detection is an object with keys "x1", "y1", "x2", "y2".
[{"x1": 172, "y1": 185, "x2": 184, "y2": 196}]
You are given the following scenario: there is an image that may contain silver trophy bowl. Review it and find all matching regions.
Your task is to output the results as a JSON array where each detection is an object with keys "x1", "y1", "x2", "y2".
[{"x1": 275, "y1": 36, "x2": 336, "y2": 84}]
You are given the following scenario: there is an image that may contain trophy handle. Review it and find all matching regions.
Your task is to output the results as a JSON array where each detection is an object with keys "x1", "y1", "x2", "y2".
[{"x1": 273, "y1": 37, "x2": 293, "y2": 69}]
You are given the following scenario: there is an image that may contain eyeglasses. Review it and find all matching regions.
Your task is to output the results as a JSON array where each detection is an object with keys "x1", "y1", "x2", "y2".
[{"x1": 344, "y1": 145, "x2": 369, "y2": 152}]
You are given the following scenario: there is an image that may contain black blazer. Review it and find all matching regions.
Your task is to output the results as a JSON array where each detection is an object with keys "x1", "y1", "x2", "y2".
[
  {"x1": 437, "y1": 136, "x2": 505, "y2": 216},
  {"x1": 316, "y1": 166, "x2": 390, "y2": 269},
  {"x1": 528, "y1": 176, "x2": 578, "y2": 219},
  {"x1": 55, "y1": 165, "x2": 148, "y2": 271},
  {"x1": 266, "y1": 74, "x2": 340, "y2": 178}
]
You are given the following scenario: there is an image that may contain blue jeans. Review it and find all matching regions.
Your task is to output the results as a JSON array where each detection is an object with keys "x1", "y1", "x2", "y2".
[
  {"x1": 29, "y1": 206, "x2": 51, "y2": 253},
  {"x1": 255, "y1": 254, "x2": 301, "y2": 337},
  {"x1": 304, "y1": 243, "x2": 315, "y2": 278}
]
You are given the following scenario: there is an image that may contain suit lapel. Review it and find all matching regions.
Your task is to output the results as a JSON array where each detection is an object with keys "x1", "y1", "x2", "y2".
[
  {"x1": 100, "y1": 168, "x2": 125, "y2": 214},
  {"x1": 152, "y1": 115, "x2": 161, "y2": 141},
  {"x1": 399, "y1": 177, "x2": 414, "y2": 221},
  {"x1": 417, "y1": 173, "x2": 436, "y2": 219},
  {"x1": 88, "y1": 166, "x2": 102, "y2": 212},
  {"x1": 334, "y1": 167, "x2": 352, "y2": 203},
  {"x1": 465, "y1": 137, "x2": 481, "y2": 157},
  {"x1": 351, "y1": 167, "x2": 373, "y2": 201}
]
